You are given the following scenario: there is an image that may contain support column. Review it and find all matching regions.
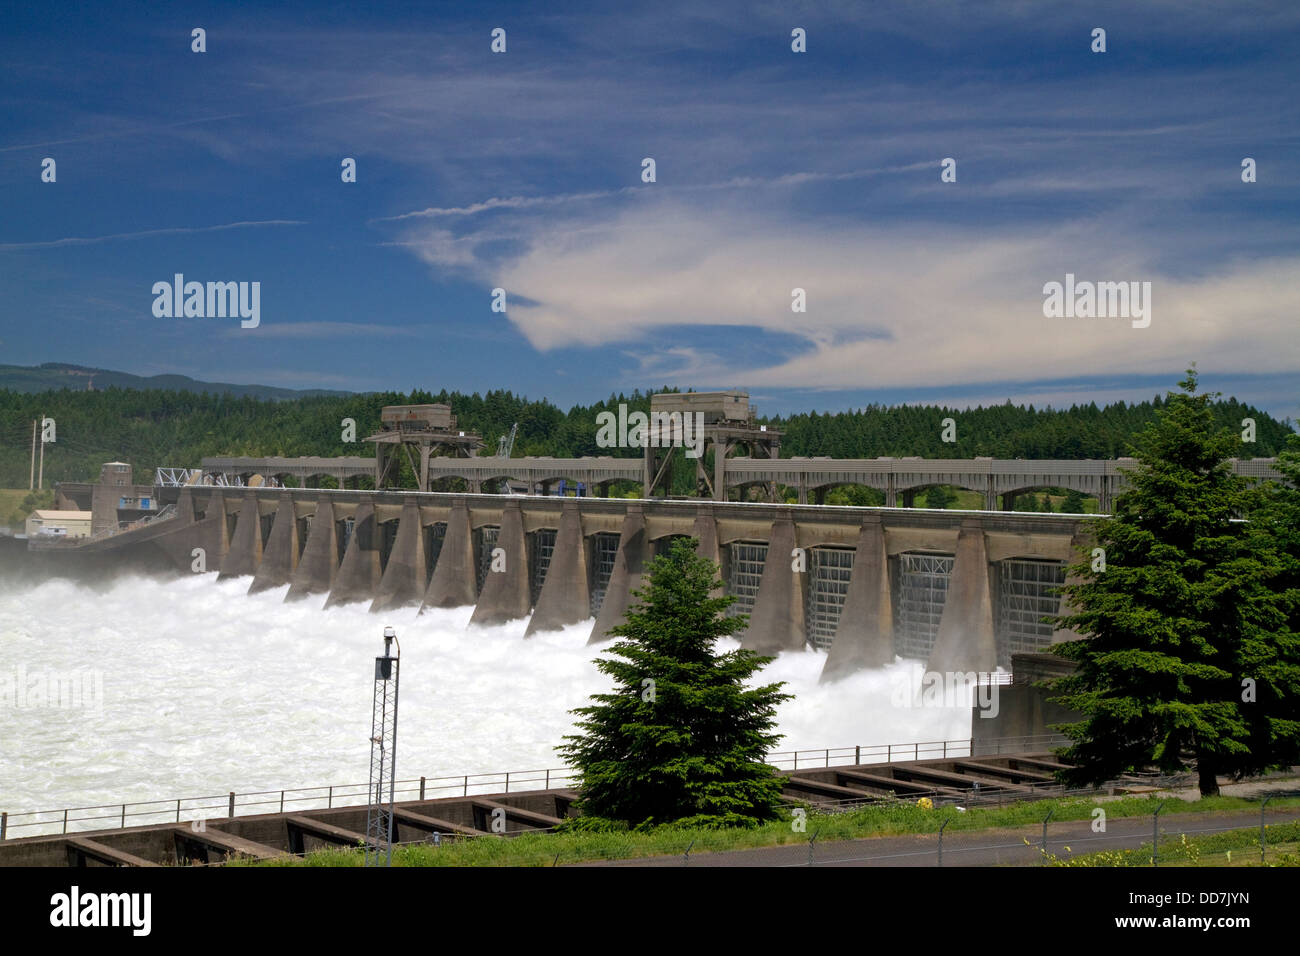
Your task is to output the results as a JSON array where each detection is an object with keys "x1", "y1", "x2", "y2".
[
  {"x1": 927, "y1": 519, "x2": 997, "y2": 674},
  {"x1": 143, "y1": 487, "x2": 204, "y2": 571},
  {"x1": 1002, "y1": 492, "x2": 1016, "y2": 511},
  {"x1": 820, "y1": 515, "x2": 894, "y2": 682},
  {"x1": 588, "y1": 506, "x2": 646, "y2": 644},
  {"x1": 370, "y1": 498, "x2": 427, "y2": 613},
  {"x1": 470, "y1": 501, "x2": 531, "y2": 626},
  {"x1": 193, "y1": 491, "x2": 230, "y2": 573},
  {"x1": 902, "y1": 490, "x2": 915, "y2": 509},
  {"x1": 739, "y1": 514, "x2": 806, "y2": 656},
  {"x1": 249, "y1": 494, "x2": 299, "y2": 594},
  {"x1": 693, "y1": 508, "x2": 723, "y2": 599},
  {"x1": 218, "y1": 491, "x2": 263, "y2": 580},
  {"x1": 174, "y1": 486, "x2": 197, "y2": 526},
  {"x1": 421, "y1": 499, "x2": 477, "y2": 610},
  {"x1": 526, "y1": 501, "x2": 590, "y2": 636},
  {"x1": 286, "y1": 497, "x2": 339, "y2": 602},
  {"x1": 325, "y1": 499, "x2": 381, "y2": 608},
  {"x1": 1051, "y1": 528, "x2": 1094, "y2": 644},
  {"x1": 984, "y1": 481, "x2": 997, "y2": 511},
  {"x1": 713, "y1": 439, "x2": 727, "y2": 501}
]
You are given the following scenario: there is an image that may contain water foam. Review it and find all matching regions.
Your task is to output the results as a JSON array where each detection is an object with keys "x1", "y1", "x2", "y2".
[{"x1": 0, "y1": 573, "x2": 971, "y2": 814}]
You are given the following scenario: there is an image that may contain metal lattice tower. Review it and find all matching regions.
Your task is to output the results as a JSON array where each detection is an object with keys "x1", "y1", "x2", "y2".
[
  {"x1": 365, "y1": 627, "x2": 401, "y2": 867},
  {"x1": 496, "y1": 423, "x2": 518, "y2": 493},
  {"x1": 496, "y1": 422, "x2": 518, "y2": 458}
]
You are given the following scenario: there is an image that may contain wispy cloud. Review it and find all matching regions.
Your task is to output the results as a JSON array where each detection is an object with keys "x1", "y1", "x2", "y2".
[
  {"x1": 225, "y1": 321, "x2": 422, "y2": 339},
  {"x1": 376, "y1": 163, "x2": 938, "y2": 223},
  {"x1": 0, "y1": 220, "x2": 305, "y2": 252}
]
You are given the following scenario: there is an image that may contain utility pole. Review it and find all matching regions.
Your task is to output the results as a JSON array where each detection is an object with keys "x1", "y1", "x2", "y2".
[
  {"x1": 29, "y1": 419, "x2": 36, "y2": 491},
  {"x1": 38, "y1": 415, "x2": 46, "y2": 491}
]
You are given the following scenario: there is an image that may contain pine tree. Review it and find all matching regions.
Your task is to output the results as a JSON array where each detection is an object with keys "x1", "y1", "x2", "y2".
[
  {"x1": 1062, "y1": 488, "x2": 1087, "y2": 514},
  {"x1": 925, "y1": 485, "x2": 956, "y2": 509},
  {"x1": 1241, "y1": 432, "x2": 1300, "y2": 772},
  {"x1": 1050, "y1": 369, "x2": 1293, "y2": 796},
  {"x1": 559, "y1": 537, "x2": 792, "y2": 828}
]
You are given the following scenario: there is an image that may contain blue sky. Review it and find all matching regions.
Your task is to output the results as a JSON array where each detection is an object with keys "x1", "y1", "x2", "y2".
[{"x1": 1, "y1": 0, "x2": 1297, "y2": 421}]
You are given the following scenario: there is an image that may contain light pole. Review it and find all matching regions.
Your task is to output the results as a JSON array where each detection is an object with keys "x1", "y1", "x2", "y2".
[{"x1": 365, "y1": 626, "x2": 400, "y2": 867}]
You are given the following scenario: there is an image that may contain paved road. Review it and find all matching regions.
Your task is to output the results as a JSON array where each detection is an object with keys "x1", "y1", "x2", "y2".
[{"x1": 585, "y1": 809, "x2": 1300, "y2": 867}]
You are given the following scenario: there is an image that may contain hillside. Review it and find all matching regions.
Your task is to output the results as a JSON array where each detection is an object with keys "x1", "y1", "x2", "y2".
[{"x1": 0, "y1": 363, "x2": 350, "y2": 401}]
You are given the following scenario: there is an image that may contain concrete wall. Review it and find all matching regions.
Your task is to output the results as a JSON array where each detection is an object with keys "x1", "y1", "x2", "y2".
[{"x1": 62, "y1": 487, "x2": 1087, "y2": 679}]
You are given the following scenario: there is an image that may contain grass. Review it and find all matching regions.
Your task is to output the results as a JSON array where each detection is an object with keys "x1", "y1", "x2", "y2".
[
  {"x1": 232, "y1": 791, "x2": 1300, "y2": 867},
  {"x1": 1036, "y1": 821, "x2": 1300, "y2": 867},
  {"x1": 0, "y1": 488, "x2": 45, "y2": 530}
]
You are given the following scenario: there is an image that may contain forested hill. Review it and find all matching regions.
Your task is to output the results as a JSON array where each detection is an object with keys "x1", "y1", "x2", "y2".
[
  {"x1": 0, "y1": 363, "x2": 348, "y2": 400},
  {"x1": 0, "y1": 385, "x2": 1292, "y2": 489}
]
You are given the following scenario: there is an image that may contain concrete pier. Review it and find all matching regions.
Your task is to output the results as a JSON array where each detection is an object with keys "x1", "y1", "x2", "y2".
[
  {"x1": 693, "y1": 509, "x2": 723, "y2": 598},
  {"x1": 927, "y1": 519, "x2": 998, "y2": 674},
  {"x1": 588, "y1": 506, "x2": 646, "y2": 644},
  {"x1": 286, "y1": 497, "x2": 338, "y2": 602},
  {"x1": 1051, "y1": 529, "x2": 1094, "y2": 644},
  {"x1": 821, "y1": 515, "x2": 894, "y2": 681},
  {"x1": 740, "y1": 515, "x2": 806, "y2": 655},
  {"x1": 370, "y1": 498, "x2": 427, "y2": 613},
  {"x1": 525, "y1": 500, "x2": 589, "y2": 636},
  {"x1": 217, "y1": 491, "x2": 263, "y2": 580},
  {"x1": 422, "y1": 499, "x2": 477, "y2": 610},
  {"x1": 249, "y1": 494, "x2": 299, "y2": 594},
  {"x1": 192, "y1": 490, "x2": 231, "y2": 574},
  {"x1": 325, "y1": 500, "x2": 380, "y2": 608},
  {"x1": 470, "y1": 500, "x2": 531, "y2": 626}
]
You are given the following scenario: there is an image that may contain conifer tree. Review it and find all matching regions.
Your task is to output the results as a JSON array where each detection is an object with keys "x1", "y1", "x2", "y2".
[
  {"x1": 1241, "y1": 431, "x2": 1300, "y2": 773},
  {"x1": 559, "y1": 537, "x2": 791, "y2": 827},
  {"x1": 1050, "y1": 370, "x2": 1296, "y2": 796}
]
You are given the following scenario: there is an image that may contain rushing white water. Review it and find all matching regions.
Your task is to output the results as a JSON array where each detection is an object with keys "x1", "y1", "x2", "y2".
[{"x1": 0, "y1": 571, "x2": 972, "y2": 817}]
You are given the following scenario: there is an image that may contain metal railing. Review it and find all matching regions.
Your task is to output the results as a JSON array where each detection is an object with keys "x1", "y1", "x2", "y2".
[{"x1": 0, "y1": 733, "x2": 1068, "y2": 841}]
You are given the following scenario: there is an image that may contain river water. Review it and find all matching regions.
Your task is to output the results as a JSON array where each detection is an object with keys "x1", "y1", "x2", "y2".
[{"x1": 0, "y1": 570, "x2": 971, "y2": 818}]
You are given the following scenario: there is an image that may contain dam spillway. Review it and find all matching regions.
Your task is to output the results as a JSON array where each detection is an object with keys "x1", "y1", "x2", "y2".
[{"x1": 41, "y1": 483, "x2": 1094, "y2": 682}]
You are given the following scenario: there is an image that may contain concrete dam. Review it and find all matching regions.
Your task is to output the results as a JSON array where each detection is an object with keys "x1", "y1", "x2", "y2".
[{"x1": 44, "y1": 481, "x2": 1094, "y2": 683}]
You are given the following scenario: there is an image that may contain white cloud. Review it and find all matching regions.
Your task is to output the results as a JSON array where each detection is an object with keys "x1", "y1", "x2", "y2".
[{"x1": 400, "y1": 197, "x2": 1300, "y2": 391}]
